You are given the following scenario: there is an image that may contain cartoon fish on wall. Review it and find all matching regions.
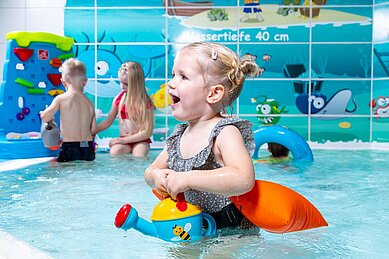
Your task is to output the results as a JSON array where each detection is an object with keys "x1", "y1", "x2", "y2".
[
  {"x1": 251, "y1": 96, "x2": 288, "y2": 125},
  {"x1": 369, "y1": 96, "x2": 389, "y2": 121},
  {"x1": 295, "y1": 89, "x2": 358, "y2": 120}
]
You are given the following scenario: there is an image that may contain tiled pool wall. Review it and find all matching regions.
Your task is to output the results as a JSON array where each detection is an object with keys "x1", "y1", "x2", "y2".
[{"x1": 0, "y1": 0, "x2": 388, "y2": 148}]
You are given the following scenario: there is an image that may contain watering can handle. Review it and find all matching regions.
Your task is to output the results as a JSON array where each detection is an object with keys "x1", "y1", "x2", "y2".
[
  {"x1": 151, "y1": 189, "x2": 187, "y2": 212},
  {"x1": 202, "y1": 213, "x2": 217, "y2": 237},
  {"x1": 176, "y1": 193, "x2": 187, "y2": 212},
  {"x1": 152, "y1": 189, "x2": 166, "y2": 200}
]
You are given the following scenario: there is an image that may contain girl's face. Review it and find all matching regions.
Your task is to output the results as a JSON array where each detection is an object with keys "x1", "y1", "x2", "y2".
[
  {"x1": 168, "y1": 52, "x2": 210, "y2": 122},
  {"x1": 118, "y1": 66, "x2": 128, "y2": 91}
]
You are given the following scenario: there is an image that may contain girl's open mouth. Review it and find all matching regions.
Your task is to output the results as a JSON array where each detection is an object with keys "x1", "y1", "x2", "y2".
[{"x1": 170, "y1": 94, "x2": 181, "y2": 104}]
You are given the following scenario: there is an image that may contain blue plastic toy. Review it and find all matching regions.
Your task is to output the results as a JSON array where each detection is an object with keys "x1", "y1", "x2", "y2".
[
  {"x1": 0, "y1": 129, "x2": 59, "y2": 159},
  {"x1": 115, "y1": 193, "x2": 217, "y2": 242},
  {"x1": 0, "y1": 31, "x2": 74, "y2": 159},
  {"x1": 252, "y1": 125, "x2": 314, "y2": 162}
]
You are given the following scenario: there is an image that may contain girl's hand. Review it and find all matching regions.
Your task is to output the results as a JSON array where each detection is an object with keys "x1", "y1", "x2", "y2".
[
  {"x1": 108, "y1": 138, "x2": 122, "y2": 147},
  {"x1": 152, "y1": 168, "x2": 171, "y2": 197},
  {"x1": 166, "y1": 171, "x2": 189, "y2": 200}
]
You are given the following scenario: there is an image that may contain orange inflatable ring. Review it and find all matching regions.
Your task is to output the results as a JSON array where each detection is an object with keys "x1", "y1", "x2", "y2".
[{"x1": 231, "y1": 180, "x2": 328, "y2": 233}]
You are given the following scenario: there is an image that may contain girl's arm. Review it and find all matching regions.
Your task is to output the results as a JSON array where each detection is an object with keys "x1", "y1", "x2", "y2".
[
  {"x1": 166, "y1": 126, "x2": 255, "y2": 199},
  {"x1": 94, "y1": 96, "x2": 119, "y2": 134},
  {"x1": 116, "y1": 127, "x2": 152, "y2": 143},
  {"x1": 90, "y1": 111, "x2": 97, "y2": 137},
  {"x1": 144, "y1": 147, "x2": 171, "y2": 197}
]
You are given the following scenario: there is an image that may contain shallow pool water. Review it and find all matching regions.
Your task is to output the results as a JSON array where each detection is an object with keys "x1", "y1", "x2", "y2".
[{"x1": 1, "y1": 149, "x2": 389, "y2": 258}]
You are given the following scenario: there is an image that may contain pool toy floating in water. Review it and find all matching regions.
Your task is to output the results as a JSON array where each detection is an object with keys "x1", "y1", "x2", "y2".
[
  {"x1": 253, "y1": 125, "x2": 314, "y2": 162},
  {"x1": 115, "y1": 193, "x2": 216, "y2": 242},
  {"x1": 240, "y1": 125, "x2": 326, "y2": 233},
  {"x1": 121, "y1": 181, "x2": 327, "y2": 237},
  {"x1": 231, "y1": 180, "x2": 328, "y2": 233}
]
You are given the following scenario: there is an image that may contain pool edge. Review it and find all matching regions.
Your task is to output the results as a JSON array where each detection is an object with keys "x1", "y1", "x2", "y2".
[
  {"x1": 0, "y1": 157, "x2": 56, "y2": 172},
  {"x1": 0, "y1": 228, "x2": 53, "y2": 259}
]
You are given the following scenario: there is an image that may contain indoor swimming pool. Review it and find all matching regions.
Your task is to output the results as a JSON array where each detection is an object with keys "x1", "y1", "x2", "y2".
[{"x1": 1, "y1": 149, "x2": 389, "y2": 258}]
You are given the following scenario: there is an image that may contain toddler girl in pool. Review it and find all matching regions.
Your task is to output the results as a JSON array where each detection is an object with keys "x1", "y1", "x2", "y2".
[
  {"x1": 94, "y1": 61, "x2": 155, "y2": 157},
  {"x1": 144, "y1": 42, "x2": 260, "y2": 229}
]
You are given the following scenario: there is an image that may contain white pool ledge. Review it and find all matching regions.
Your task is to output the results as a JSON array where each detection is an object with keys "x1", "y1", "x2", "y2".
[
  {"x1": 0, "y1": 229, "x2": 52, "y2": 259},
  {"x1": 0, "y1": 157, "x2": 55, "y2": 172}
]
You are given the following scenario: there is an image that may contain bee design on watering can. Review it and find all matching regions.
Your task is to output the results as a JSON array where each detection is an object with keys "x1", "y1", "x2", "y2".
[{"x1": 171, "y1": 223, "x2": 191, "y2": 241}]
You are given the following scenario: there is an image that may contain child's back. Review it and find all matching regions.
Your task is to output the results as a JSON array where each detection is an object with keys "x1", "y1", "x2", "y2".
[
  {"x1": 40, "y1": 58, "x2": 96, "y2": 162},
  {"x1": 58, "y1": 91, "x2": 95, "y2": 142}
]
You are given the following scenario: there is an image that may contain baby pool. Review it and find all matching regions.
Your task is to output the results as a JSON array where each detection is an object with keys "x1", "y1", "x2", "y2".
[{"x1": 1, "y1": 149, "x2": 389, "y2": 258}]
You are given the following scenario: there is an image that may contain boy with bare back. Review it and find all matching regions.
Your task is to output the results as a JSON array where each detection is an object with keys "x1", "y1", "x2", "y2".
[{"x1": 40, "y1": 58, "x2": 96, "y2": 162}]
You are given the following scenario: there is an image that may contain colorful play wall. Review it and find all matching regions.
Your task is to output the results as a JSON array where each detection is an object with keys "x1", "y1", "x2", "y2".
[{"x1": 0, "y1": 0, "x2": 388, "y2": 147}]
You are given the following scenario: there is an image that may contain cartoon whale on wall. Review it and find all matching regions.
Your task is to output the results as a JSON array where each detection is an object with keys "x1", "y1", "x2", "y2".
[
  {"x1": 127, "y1": 44, "x2": 167, "y2": 78},
  {"x1": 79, "y1": 45, "x2": 167, "y2": 98},
  {"x1": 296, "y1": 89, "x2": 358, "y2": 120},
  {"x1": 77, "y1": 32, "x2": 168, "y2": 98},
  {"x1": 80, "y1": 49, "x2": 123, "y2": 98}
]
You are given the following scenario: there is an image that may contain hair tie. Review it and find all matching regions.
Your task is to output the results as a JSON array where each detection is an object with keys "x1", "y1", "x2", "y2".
[
  {"x1": 211, "y1": 47, "x2": 217, "y2": 60},
  {"x1": 240, "y1": 53, "x2": 257, "y2": 63}
]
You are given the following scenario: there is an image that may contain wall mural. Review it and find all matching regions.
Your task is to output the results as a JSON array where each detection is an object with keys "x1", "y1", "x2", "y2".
[
  {"x1": 63, "y1": 0, "x2": 388, "y2": 144},
  {"x1": 370, "y1": 96, "x2": 389, "y2": 121}
]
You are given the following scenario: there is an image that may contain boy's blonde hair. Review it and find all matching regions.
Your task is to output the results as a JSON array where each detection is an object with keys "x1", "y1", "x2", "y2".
[
  {"x1": 179, "y1": 42, "x2": 259, "y2": 107},
  {"x1": 118, "y1": 61, "x2": 154, "y2": 132},
  {"x1": 61, "y1": 58, "x2": 86, "y2": 87}
]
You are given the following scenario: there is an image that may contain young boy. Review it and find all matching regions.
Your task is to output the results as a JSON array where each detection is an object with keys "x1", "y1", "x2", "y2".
[
  {"x1": 40, "y1": 58, "x2": 96, "y2": 162},
  {"x1": 268, "y1": 142, "x2": 289, "y2": 158},
  {"x1": 253, "y1": 142, "x2": 290, "y2": 164}
]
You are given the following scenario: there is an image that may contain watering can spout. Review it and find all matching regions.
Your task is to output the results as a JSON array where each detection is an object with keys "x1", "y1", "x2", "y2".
[{"x1": 114, "y1": 204, "x2": 158, "y2": 237}]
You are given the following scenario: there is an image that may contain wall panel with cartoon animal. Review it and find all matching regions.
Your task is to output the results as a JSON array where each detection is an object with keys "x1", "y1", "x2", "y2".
[{"x1": 61, "y1": 0, "x2": 389, "y2": 146}]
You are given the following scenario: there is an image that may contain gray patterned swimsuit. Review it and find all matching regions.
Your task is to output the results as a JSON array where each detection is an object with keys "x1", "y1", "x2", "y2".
[{"x1": 166, "y1": 117, "x2": 255, "y2": 214}]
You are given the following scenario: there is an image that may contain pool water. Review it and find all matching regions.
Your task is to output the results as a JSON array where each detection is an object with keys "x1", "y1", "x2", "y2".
[{"x1": 1, "y1": 149, "x2": 389, "y2": 258}]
